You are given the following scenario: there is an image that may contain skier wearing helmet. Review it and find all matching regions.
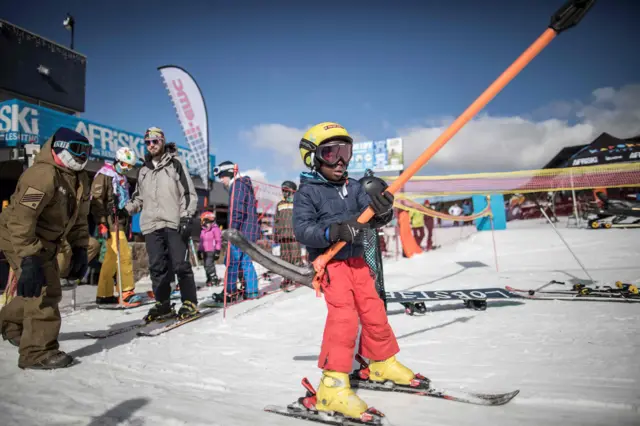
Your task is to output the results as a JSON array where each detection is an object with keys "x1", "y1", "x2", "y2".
[
  {"x1": 126, "y1": 127, "x2": 199, "y2": 321},
  {"x1": 211, "y1": 161, "x2": 260, "y2": 302},
  {"x1": 0, "y1": 127, "x2": 92, "y2": 369},
  {"x1": 274, "y1": 180, "x2": 302, "y2": 290},
  {"x1": 292, "y1": 122, "x2": 423, "y2": 422},
  {"x1": 90, "y1": 146, "x2": 141, "y2": 307}
]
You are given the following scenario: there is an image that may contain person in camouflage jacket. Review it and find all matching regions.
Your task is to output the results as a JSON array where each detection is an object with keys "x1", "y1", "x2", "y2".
[{"x1": 0, "y1": 128, "x2": 92, "y2": 370}]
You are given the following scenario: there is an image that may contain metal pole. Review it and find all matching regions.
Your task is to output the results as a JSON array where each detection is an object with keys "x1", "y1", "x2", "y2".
[
  {"x1": 569, "y1": 170, "x2": 580, "y2": 227},
  {"x1": 539, "y1": 206, "x2": 594, "y2": 284},
  {"x1": 488, "y1": 199, "x2": 499, "y2": 273},
  {"x1": 71, "y1": 279, "x2": 77, "y2": 310}
]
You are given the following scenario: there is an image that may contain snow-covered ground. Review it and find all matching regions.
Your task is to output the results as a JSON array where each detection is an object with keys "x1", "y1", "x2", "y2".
[{"x1": 1, "y1": 218, "x2": 640, "y2": 426}]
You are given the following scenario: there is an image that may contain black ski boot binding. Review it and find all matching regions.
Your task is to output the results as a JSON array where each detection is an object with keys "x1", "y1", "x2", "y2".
[
  {"x1": 403, "y1": 302, "x2": 427, "y2": 316},
  {"x1": 143, "y1": 300, "x2": 176, "y2": 322},
  {"x1": 177, "y1": 300, "x2": 199, "y2": 320},
  {"x1": 464, "y1": 299, "x2": 487, "y2": 311}
]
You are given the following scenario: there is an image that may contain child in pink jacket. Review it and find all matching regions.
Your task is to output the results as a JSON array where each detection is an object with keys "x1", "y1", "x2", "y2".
[{"x1": 199, "y1": 212, "x2": 222, "y2": 286}]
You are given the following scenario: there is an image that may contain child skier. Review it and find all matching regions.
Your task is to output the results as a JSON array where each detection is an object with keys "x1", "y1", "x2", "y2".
[
  {"x1": 198, "y1": 211, "x2": 221, "y2": 286},
  {"x1": 293, "y1": 122, "x2": 423, "y2": 422},
  {"x1": 91, "y1": 147, "x2": 140, "y2": 307}
]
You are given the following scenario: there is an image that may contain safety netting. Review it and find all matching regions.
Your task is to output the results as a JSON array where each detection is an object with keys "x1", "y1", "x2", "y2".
[{"x1": 384, "y1": 162, "x2": 640, "y2": 197}]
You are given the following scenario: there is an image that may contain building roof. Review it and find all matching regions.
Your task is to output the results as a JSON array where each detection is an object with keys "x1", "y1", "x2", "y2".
[{"x1": 542, "y1": 144, "x2": 588, "y2": 169}]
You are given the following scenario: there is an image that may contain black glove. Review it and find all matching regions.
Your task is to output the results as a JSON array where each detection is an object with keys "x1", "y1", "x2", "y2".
[
  {"x1": 178, "y1": 217, "x2": 193, "y2": 241},
  {"x1": 67, "y1": 247, "x2": 88, "y2": 281},
  {"x1": 328, "y1": 219, "x2": 369, "y2": 244},
  {"x1": 17, "y1": 256, "x2": 46, "y2": 298},
  {"x1": 214, "y1": 250, "x2": 221, "y2": 261},
  {"x1": 370, "y1": 191, "x2": 394, "y2": 217}
]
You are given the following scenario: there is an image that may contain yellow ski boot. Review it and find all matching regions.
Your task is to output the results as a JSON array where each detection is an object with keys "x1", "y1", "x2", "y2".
[
  {"x1": 369, "y1": 356, "x2": 416, "y2": 385},
  {"x1": 314, "y1": 371, "x2": 384, "y2": 423},
  {"x1": 353, "y1": 353, "x2": 431, "y2": 390}
]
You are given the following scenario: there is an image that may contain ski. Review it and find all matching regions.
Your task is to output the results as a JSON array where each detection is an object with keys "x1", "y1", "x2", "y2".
[
  {"x1": 97, "y1": 298, "x2": 155, "y2": 310},
  {"x1": 96, "y1": 292, "x2": 181, "y2": 310},
  {"x1": 349, "y1": 377, "x2": 520, "y2": 406},
  {"x1": 83, "y1": 316, "x2": 175, "y2": 339},
  {"x1": 350, "y1": 354, "x2": 519, "y2": 406},
  {"x1": 264, "y1": 404, "x2": 382, "y2": 426},
  {"x1": 136, "y1": 307, "x2": 218, "y2": 337},
  {"x1": 265, "y1": 378, "x2": 386, "y2": 426},
  {"x1": 197, "y1": 278, "x2": 293, "y2": 309},
  {"x1": 505, "y1": 286, "x2": 640, "y2": 303}
]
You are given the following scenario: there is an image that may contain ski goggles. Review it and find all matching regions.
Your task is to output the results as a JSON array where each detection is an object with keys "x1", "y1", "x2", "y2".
[
  {"x1": 53, "y1": 140, "x2": 93, "y2": 159},
  {"x1": 213, "y1": 163, "x2": 235, "y2": 177},
  {"x1": 118, "y1": 162, "x2": 134, "y2": 172},
  {"x1": 316, "y1": 142, "x2": 352, "y2": 166}
]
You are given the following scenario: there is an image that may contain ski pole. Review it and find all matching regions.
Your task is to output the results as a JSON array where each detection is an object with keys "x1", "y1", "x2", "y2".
[
  {"x1": 71, "y1": 279, "x2": 78, "y2": 310},
  {"x1": 538, "y1": 206, "x2": 595, "y2": 284},
  {"x1": 309, "y1": 0, "x2": 597, "y2": 295},
  {"x1": 113, "y1": 199, "x2": 124, "y2": 308}
]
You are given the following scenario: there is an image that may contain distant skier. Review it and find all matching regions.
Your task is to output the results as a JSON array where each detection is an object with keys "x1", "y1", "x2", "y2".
[
  {"x1": 125, "y1": 127, "x2": 199, "y2": 321},
  {"x1": 423, "y1": 200, "x2": 435, "y2": 251},
  {"x1": 198, "y1": 211, "x2": 221, "y2": 287},
  {"x1": 91, "y1": 147, "x2": 140, "y2": 306},
  {"x1": 409, "y1": 209, "x2": 425, "y2": 247},
  {"x1": 212, "y1": 161, "x2": 259, "y2": 302},
  {"x1": 293, "y1": 122, "x2": 422, "y2": 421},
  {"x1": 274, "y1": 180, "x2": 302, "y2": 290},
  {"x1": 0, "y1": 127, "x2": 92, "y2": 369}
]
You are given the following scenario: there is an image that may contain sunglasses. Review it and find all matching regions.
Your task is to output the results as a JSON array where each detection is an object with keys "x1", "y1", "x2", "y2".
[
  {"x1": 316, "y1": 142, "x2": 352, "y2": 166},
  {"x1": 145, "y1": 139, "x2": 162, "y2": 146}
]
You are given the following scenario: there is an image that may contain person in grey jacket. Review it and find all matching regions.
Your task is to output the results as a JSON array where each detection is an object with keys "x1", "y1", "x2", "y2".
[{"x1": 126, "y1": 127, "x2": 199, "y2": 321}]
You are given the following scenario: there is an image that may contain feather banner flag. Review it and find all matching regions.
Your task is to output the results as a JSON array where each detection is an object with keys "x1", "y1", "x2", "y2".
[{"x1": 158, "y1": 65, "x2": 210, "y2": 187}]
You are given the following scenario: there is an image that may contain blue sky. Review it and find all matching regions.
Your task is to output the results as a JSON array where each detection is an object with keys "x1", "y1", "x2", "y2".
[{"x1": 3, "y1": 0, "x2": 639, "y2": 183}]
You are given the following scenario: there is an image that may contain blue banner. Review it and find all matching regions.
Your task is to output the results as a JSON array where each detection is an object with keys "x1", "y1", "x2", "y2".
[
  {"x1": 0, "y1": 99, "x2": 215, "y2": 178},
  {"x1": 350, "y1": 137, "x2": 404, "y2": 174}
]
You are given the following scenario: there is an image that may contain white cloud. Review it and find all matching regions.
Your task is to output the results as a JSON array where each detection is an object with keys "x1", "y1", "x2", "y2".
[
  {"x1": 240, "y1": 123, "x2": 369, "y2": 170},
  {"x1": 239, "y1": 84, "x2": 640, "y2": 176},
  {"x1": 242, "y1": 168, "x2": 269, "y2": 183},
  {"x1": 398, "y1": 84, "x2": 640, "y2": 173}
]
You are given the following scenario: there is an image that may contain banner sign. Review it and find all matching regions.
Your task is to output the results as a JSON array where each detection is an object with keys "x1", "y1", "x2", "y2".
[
  {"x1": 566, "y1": 132, "x2": 640, "y2": 168},
  {"x1": 0, "y1": 99, "x2": 213, "y2": 178},
  {"x1": 158, "y1": 65, "x2": 210, "y2": 187},
  {"x1": 350, "y1": 137, "x2": 404, "y2": 173}
]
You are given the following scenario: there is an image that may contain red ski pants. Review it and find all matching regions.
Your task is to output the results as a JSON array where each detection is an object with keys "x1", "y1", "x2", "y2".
[{"x1": 317, "y1": 257, "x2": 399, "y2": 373}]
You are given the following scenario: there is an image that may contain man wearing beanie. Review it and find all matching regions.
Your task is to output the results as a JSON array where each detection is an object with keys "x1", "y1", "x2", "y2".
[
  {"x1": 126, "y1": 127, "x2": 199, "y2": 321},
  {"x1": 0, "y1": 127, "x2": 92, "y2": 370}
]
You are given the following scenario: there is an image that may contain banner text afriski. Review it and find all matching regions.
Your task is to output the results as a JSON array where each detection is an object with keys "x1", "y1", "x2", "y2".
[{"x1": 0, "y1": 99, "x2": 214, "y2": 179}]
